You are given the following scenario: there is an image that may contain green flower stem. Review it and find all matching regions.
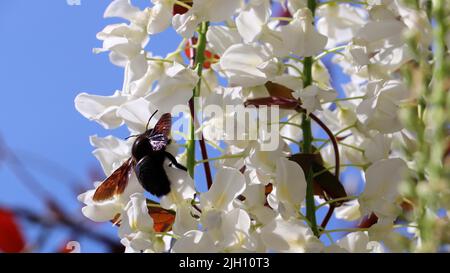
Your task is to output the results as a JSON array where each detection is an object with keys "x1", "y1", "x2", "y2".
[
  {"x1": 429, "y1": 0, "x2": 448, "y2": 185},
  {"x1": 195, "y1": 153, "x2": 246, "y2": 165},
  {"x1": 146, "y1": 57, "x2": 175, "y2": 64},
  {"x1": 321, "y1": 224, "x2": 419, "y2": 235},
  {"x1": 314, "y1": 45, "x2": 347, "y2": 61},
  {"x1": 186, "y1": 22, "x2": 209, "y2": 178},
  {"x1": 286, "y1": 55, "x2": 304, "y2": 64},
  {"x1": 313, "y1": 163, "x2": 368, "y2": 178},
  {"x1": 320, "y1": 227, "x2": 369, "y2": 234},
  {"x1": 174, "y1": 0, "x2": 192, "y2": 10},
  {"x1": 332, "y1": 96, "x2": 366, "y2": 103},
  {"x1": 281, "y1": 136, "x2": 302, "y2": 146},
  {"x1": 270, "y1": 17, "x2": 293, "y2": 22},
  {"x1": 194, "y1": 22, "x2": 209, "y2": 97},
  {"x1": 315, "y1": 195, "x2": 359, "y2": 210},
  {"x1": 316, "y1": 123, "x2": 356, "y2": 150},
  {"x1": 318, "y1": 0, "x2": 368, "y2": 6},
  {"x1": 166, "y1": 38, "x2": 187, "y2": 59},
  {"x1": 302, "y1": 0, "x2": 319, "y2": 237},
  {"x1": 284, "y1": 64, "x2": 304, "y2": 78},
  {"x1": 338, "y1": 142, "x2": 365, "y2": 153},
  {"x1": 416, "y1": 0, "x2": 449, "y2": 252}
]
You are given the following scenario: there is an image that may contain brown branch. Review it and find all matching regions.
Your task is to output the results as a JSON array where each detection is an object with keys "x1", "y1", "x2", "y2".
[
  {"x1": 309, "y1": 113, "x2": 340, "y2": 177},
  {"x1": 199, "y1": 135, "x2": 213, "y2": 189},
  {"x1": 0, "y1": 135, "x2": 54, "y2": 201},
  {"x1": 188, "y1": 37, "x2": 214, "y2": 189},
  {"x1": 320, "y1": 205, "x2": 335, "y2": 229},
  {"x1": 12, "y1": 207, "x2": 119, "y2": 248},
  {"x1": 308, "y1": 113, "x2": 340, "y2": 231}
]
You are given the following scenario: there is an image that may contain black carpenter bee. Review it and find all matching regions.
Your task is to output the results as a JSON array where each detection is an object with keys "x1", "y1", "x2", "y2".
[{"x1": 93, "y1": 111, "x2": 186, "y2": 202}]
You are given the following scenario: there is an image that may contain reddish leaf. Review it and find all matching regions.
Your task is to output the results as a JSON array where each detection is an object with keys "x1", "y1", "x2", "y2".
[
  {"x1": 245, "y1": 96, "x2": 300, "y2": 109},
  {"x1": 146, "y1": 200, "x2": 175, "y2": 232},
  {"x1": 265, "y1": 81, "x2": 296, "y2": 99},
  {"x1": 108, "y1": 201, "x2": 175, "y2": 232},
  {"x1": 358, "y1": 213, "x2": 378, "y2": 228},
  {"x1": 289, "y1": 153, "x2": 347, "y2": 205},
  {"x1": 245, "y1": 82, "x2": 301, "y2": 109},
  {"x1": 148, "y1": 207, "x2": 176, "y2": 233},
  {"x1": 264, "y1": 184, "x2": 273, "y2": 208},
  {"x1": 238, "y1": 183, "x2": 272, "y2": 207},
  {"x1": 110, "y1": 213, "x2": 121, "y2": 226},
  {"x1": 0, "y1": 208, "x2": 26, "y2": 253}
]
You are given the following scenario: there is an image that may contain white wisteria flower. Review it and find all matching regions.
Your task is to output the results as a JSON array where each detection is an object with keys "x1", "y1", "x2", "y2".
[
  {"x1": 172, "y1": 0, "x2": 243, "y2": 38},
  {"x1": 359, "y1": 158, "x2": 408, "y2": 219},
  {"x1": 260, "y1": 216, "x2": 323, "y2": 253},
  {"x1": 316, "y1": 3, "x2": 367, "y2": 48},
  {"x1": 73, "y1": 0, "x2": 447, "y2": 254},
  {"x1": 218, "y1": 43, "x2": 282, "y2": 87},
  {"x1": 326, "y1": 231, "x2": 384, "y2": 253},
  {"x1": 147, "y1": 0, "x2": 176, "y2": 35},
  {"x1": 267, "y1": 158, "x2": 306, "y2": 218},
  {"x1": 279, "y1": 8, "x2": 328, "y2": 57},
  {"x1": 357, "y1": 79, "x2": 409, "y2": 133},
  {"x1": 200, "y1": 167, "x2": 246, "y2": 212}
]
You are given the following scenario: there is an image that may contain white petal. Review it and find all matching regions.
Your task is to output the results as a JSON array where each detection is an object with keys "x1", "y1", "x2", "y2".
[
  {"x1": 90, "y1": 135, "x2": 130, "y2": 176},
  {"x1": 173, "y1": 206, "x2": 198, "y2": 236},
  {"x1": 172, "y1": 12, "x2": 200, "y2": 38},
  {"x1": 221, "y1": 209, "x2": 254, "y2": 250},
  {"x1": 171, "y1": 231, "x2": 218, "y2": 253},
  {"x1": 147, "y1": 63, "x2": 199, "y2": 113},
  {"x1": 78, "y1": 190, "x2": 122, "y2": 222},
  {"x1": 74, "y1": 91, "x2": 126, "y2": 129},
  {"x1": 260, "y1": 217, "x2": 323, "y2": 253},
  {"x1": 206, "y1": 26, "x2": 242, "y2": 55},
  {"x1": 280, "y1": 9, "x2": 327, "y2": 57},
  {"x1": 127, "y1": 53, "x2": 148, "y2": 82},
  {"x1": 334, "y1": 199, "x2": 361, "y2": 221},
  {"x1": 200, "y1": 167, "x2": 246, "y2": 211},
  {"x1": 147, "y1": 3, "x2": 173, "y2": 35},
  {"x1": 275, "y1": 158, "x2": 307, "y2": 206},
  {"x1": 160, "y1": 165, "x2": 196, "y2": 210},
  {"x1": 104, "y1": 0, "x2": 141, "y2": 21},
  {"x1": 219, "y1": 43, "x2": 273, "y2": 87},
  {"x1": 193, "y1": 0, "x2": 243, "y2": 22},
  {"x1": 337, "y1": 231, "x2": 384, "y2": 253},
  {"x1": 116, "y1": 98, "x2": 159, "y2": 133},
  {"x1": 236, "y1": 2, "x2": 269, "y2": 43},
  {"x1": 124, "y1": 193, "x2": 154, "y2": 233},
  {"x1": 359, "y1": 158, "x2": 407, "y2": 218}
]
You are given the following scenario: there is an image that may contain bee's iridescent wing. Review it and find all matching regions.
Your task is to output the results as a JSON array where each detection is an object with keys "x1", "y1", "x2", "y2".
[
  {"x1": 148, "y1": 113, "x2": 172, "y2": 151},
  {"x1": 93, "y1": 158, "x2": 133, "y2": 202}
]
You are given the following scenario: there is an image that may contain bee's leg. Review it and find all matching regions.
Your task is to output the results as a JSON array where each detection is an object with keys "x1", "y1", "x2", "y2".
[{"x1": 164, "y1": 151, "x2": 187, "y2": 171}]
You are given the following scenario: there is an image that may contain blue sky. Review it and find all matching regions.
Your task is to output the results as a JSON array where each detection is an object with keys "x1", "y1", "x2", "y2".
[
  {"x1": 0, "y1": 0, "x2": 140, "y2": 252},
  {"x1": 0, "y1": 0, "x2": 358, "y2": 252}
]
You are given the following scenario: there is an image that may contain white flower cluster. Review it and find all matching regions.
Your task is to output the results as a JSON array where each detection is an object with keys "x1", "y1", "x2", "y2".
[{"x1": 75, "y1": 0, "x2": 439, "y2": 253}]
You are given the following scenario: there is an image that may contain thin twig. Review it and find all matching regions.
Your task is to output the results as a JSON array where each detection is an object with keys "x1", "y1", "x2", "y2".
[
  {"x1": 199, "y1": 135, "x2": 213, "y2": 189},
  {"x1": 309, "y1": 113, "x2": 340, "y2": 177},
  {"x1": 320, "y1": 205, "x2": 335, "y2": 229},
  {"x1": 13, "y1": 207, "x2": 119, "y2": 248}
]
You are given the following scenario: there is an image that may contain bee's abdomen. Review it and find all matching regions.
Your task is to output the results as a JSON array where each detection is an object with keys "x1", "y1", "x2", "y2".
[{"x1": 135, "y1": 155, "x2": 170, "y2": 197}]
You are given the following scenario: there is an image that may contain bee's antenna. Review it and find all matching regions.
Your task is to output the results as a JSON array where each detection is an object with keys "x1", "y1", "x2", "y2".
[
  {"x1": 146, "y1": 110, "x2": 158, "y2": 131},
  {"x1": 125, "y1": 135, "x2": 140, "y2": 140}
]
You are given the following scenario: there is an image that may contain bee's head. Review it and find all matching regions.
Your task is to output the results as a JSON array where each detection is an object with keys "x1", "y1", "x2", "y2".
[{"x1": 131, "y1": 134, "x2": 152, "y2": 162}]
